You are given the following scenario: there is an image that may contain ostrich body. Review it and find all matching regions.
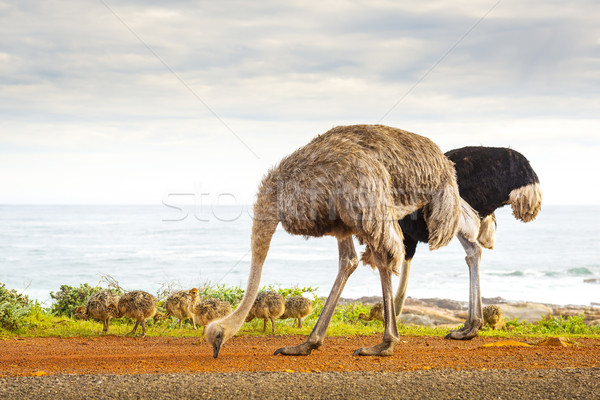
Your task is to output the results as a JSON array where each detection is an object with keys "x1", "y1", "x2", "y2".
[
  {"x1": 163, "y1": 288, "x2": 200, "y2": 329},
  {"x1": 395, "y1": 146, "x2": 542, "y2": 340},
  {"x1": 191, "y1": 298, "x2": 233, "y2": 335},
  {"x1": 206, "y1": 124, "x2": 466, "y2": 358},
  {"x1": 110, "y1": 290, "x2": 157, "y2": 337},
  {"x1": 246, "y1": 291, "x2": 285, "y2": 332},
  {"x1": 358, "y1": 302, "x2": 384, "y2": 322},
  {"x1": 73, "y1": 290, "x2": 120, "y2": 333},
  {"x1": 280, "y1": 296, "x2": 313, "y2": 328},
  {"x1": 483, "y1": 305, "x2": 506, "y2": 330}
]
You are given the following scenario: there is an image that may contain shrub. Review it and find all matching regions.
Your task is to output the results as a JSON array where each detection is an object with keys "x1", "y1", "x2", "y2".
[
  {"x1": 198, "y1": 283, "x2": 245, "y2": 306},
  {"x1": 277, "y1": 286, "x2": 319, "y2": 299},
  {"x1": 0, "y1": 283, "x2": 31, "y2": 330},
  {"x1": 49, "y1": 283, "x2": 103, "y2": 316}
]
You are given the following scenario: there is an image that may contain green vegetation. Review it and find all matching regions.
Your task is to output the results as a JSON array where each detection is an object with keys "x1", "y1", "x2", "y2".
[
  {"x1": 496, "y1": 314, "x2": 600, "y2": 337},
  {"x1": 49, "y1": 283, "x2": 103, "y2": 316},
  {"x1": 0, "y1": 283, "x2": 32, "y2": 330},
  {"x1": 1, "y1": 282, "x2": 599, "y2": 340},
  {"x1": 198, "y1": 283, "x2": 246, "y2": 306}
]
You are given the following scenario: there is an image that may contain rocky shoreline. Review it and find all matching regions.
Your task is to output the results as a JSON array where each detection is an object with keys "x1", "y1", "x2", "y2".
[{"x1": 339, "y1": 296, "x2": 600, "y2": 327}]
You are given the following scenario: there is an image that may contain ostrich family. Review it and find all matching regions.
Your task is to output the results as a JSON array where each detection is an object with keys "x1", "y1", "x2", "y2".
[
  {"x1": 395, "y1": 146, "x2": 541, "y2": 339},
  {"x1": 206, "y1": 124, "x2": 476, "y2": 357}
]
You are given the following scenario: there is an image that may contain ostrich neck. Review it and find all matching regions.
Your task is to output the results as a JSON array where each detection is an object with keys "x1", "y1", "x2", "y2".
[{"x1": 225, "y1": 215, "x2": 278, "y2": 334}]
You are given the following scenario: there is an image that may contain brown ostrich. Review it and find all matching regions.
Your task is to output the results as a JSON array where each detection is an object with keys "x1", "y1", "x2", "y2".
[
  {"x1": 73, "y1": 290, "x2": 120, "y2": 333},
  {"x1": 280, "y1": 296, "x2": 313, "y2": 328},
  {"x1": 206, "y1": 124, "x2": 466, "y2": 358},
  {"x1": 109, "y1": 290, "x2": 157, "y2": 337},
  {"x1": 191, "y1": 298, "x2": 233, "y2": 335},
  {"x1": 246, "y1": 291, "x2": 285, "y2": 333},
  {"x1": 358, "y1": 302, "x2": 384, "y2": 323},
  {"x1": 483, "y1": 305, "x2": 506, "y2": 331},
  {"x1": 159, "y1": 288, "x2": 200, "y2": 329}
]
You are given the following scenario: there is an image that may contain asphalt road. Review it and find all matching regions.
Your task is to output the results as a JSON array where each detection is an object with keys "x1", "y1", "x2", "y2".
[{"x1": 1, "y1": 368, "x2": 599, "y2": 399}]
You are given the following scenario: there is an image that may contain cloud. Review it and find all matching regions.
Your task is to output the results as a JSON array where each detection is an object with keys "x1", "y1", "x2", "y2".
[{"x1": 1, "y1": 0, "x2": 599, "y2": 204}]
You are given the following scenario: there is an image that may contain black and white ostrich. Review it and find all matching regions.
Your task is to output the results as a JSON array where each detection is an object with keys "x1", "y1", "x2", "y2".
[{"x1": 395, "y1": 146, "x2": 542, "y2": 340}]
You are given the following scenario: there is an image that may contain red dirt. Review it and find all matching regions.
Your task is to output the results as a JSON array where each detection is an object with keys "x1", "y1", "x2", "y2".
[{"x1": 1, "y1": 335, "x2": 599, "y2": 377}]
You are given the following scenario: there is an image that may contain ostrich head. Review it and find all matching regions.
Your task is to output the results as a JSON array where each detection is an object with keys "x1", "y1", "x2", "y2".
[
  {"x1": 73, "y1": 306, "x2": 87, "y2": 319},
  {"x1": 107, "y1": 303, "x2": 120, "y2": 318},
  {"x1": 205, "y1": 319, "x2": 232, "y2": 358},
  {"x1": 189, "y1": 288, "x2": 199, "y2": 300}
]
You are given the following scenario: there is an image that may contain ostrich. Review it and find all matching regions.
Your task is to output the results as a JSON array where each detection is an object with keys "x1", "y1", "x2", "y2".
[
  {"x1": 108, "y1": 290, "x2": 157, "y2": 337},
  {"x1": 206, "y1": 124, "x2": 470, "y2": 358},
  {"x1": 280, "y1": 296, "x2": 313, "y2": 328},
  {"x1": 394, "y1": 146, "x2": 542, "y2": 340},
  {"x1": 358, "y1": 302, "x2": 384, "y2": 323},
  {"x1": 160, "y1": 288, "x2": 200, "y2": 329},
  {"x1": 245, "y1": 291, "x2": 285, "y2": 333},
  {"x1": 73, "y1": 290, "x2": 120, "y2": 333},
  {"x1": 191, "y1": 298, "x2": 233, "y2": 335},
  {"x1": 483, "y1": 305, "x2": 506, "y2": 331}
]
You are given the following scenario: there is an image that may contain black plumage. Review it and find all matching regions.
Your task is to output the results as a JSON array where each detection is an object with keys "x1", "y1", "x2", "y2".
[
  {"x1": 399, "y1": 146, "x2": 540, "y2": 255},
  {"x1": 446, "y1": 146, "x2": 539, "y2": 217}
]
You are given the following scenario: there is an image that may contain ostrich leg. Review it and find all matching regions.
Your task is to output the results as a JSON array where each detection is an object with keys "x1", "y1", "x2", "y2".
[
  {"x1": 393, "y1": 258, "x2": 412, "y2": 321},
  {"x1": 353, "y1": 265, "x2": 399, "y2": 356},
  {"x1": 274, "y1": 237, "x2": 358, "y2": 355},
  {"x1": 446, "y1": 233, "x2": 483, "y2": 340},
  {"x1": 394, "y1": 236, "x2": 417, "y2": 321},
  {"x1": 127, "y1": 320, "x2": 140, "y2": 336}
]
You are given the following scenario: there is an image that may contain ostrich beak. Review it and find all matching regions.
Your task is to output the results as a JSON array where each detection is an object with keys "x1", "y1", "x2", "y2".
[{"x1": 212, "y1": 337, "x2": 223, "y2": 358}]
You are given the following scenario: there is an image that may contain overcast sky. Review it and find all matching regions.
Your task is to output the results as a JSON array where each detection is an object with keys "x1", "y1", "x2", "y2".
[{"x1": 1, "y1": 0, "x2": 599, "y2": 205}]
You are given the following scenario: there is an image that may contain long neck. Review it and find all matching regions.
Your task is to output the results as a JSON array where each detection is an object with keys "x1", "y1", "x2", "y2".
[{"x1": 223, "y1": 188, "x2": 279, "y2": 337}]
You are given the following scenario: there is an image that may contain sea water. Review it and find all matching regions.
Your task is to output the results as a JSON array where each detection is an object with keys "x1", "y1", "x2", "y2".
[{"x1": 0, "y1": 204, "x2": 598, "y2": 307}]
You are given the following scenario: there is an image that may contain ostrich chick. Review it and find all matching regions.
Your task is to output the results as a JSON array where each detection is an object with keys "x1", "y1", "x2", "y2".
[
  {"x1": 161, "y1": 288, "x2": 200, "y2": 329},
  {"x1": 358, "y1": 302, "x2": 384, "y2": 322},
  {"x1": 483, "y1": 305, "x2": 506, "y2": 330},
  {"x1": 246, "y1": 291, "x2": 285, "y2": 333},
  {"x1": 191, "y1": 298, "x2": 233, "y2": 335},
  {"x1": 280, "y1": 296, "x2": 313, "y2": 328},
  {"x1": 73, "y1": 290, "x2": 120, "y2": 333},
  {"x1": 109, "y1": 290, "x2": 157, "y2": 337}
]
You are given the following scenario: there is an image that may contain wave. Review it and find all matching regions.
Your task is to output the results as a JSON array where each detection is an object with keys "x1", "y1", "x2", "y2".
[{"x1": 567, "y1": 267, "x2": 593, "y2": 276}]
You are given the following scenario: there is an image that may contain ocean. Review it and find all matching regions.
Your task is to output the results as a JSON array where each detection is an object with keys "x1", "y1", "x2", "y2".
[{"x1": 1, "y1": 204, "x2": 598, "y2": 307}]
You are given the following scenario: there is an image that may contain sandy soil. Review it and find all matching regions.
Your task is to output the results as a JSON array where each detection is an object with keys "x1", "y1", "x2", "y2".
[{"x1": 1, "y1": 334, "x2": 599, "y2": 377}]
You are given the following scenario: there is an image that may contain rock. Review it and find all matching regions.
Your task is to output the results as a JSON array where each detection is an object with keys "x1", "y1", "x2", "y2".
[
  {"x1": 534, "y1": 337, "x2": 574, "y2": 347},
  {"x1": 400, "y1": 305, "x2": 464, "y2": 326},
  {"x1": 583, "y1": 278, "x2": 600, "y2": 284},
  {"x1": 482, "y1": 296, "x2": 510, "y2": 305},
  {"x1": 418, "y1": 298, "x2": 467, "y2": 310},
  {"x1": 497, "y1": 303, "x2": 552, "y2": 323},
  {"x1": 553, "y1": 306, "x2": 600, "y2": 324},
  {"x1": 338, "y1": 296, "x2": 382, "y2": 306}
]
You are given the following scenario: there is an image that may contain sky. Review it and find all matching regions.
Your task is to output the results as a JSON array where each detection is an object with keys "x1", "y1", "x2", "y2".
[{"x1": 1, "y1": 0, "x2": 599, "y2": 205}]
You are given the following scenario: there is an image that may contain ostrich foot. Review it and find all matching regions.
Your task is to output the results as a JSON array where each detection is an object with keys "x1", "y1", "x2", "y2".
[
  {"x1": 353, "y1": 340, "x2": 397, "y2": 356},
  {"x1": 445, "y1": 319, "x2": 482, "y2": 340},
  {"x1": 274, "y1": 341, "x2": 320, "y2": 356}
]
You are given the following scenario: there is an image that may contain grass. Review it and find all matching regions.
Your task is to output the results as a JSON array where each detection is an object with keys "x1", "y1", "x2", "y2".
[
  {"x1": 1, "y1": 282, "x2": 598, "y2": 340},
  {"x1": 2, "y1": 299, "x2": 598, "y2": 340}
]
